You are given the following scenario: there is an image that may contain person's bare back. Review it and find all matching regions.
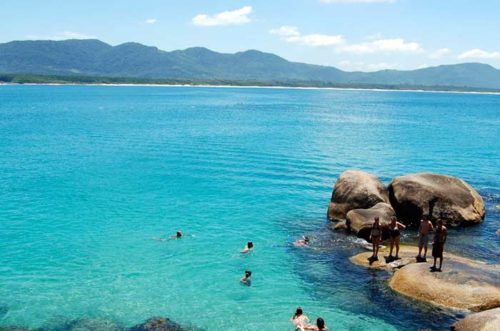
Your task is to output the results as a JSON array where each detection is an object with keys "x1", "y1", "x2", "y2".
[{"x1": 419, "y1": 219, "x2": 434, "y2": 235}]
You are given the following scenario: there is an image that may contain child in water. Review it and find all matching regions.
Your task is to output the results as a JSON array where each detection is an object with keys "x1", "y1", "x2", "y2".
[{"x1": 241, "y1": 241, "x2": 254, "y2": 253}]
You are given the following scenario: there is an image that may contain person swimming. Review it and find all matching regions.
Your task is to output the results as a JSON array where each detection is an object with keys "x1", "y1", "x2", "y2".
[
  {"x1": 241, "y1": 241, "x2": 254, "y2": 253},
  {"x1": 304, "y1": 317, "x2": 327, "y2": 331},
  {"x1": 294, "y1": 236, "x2": 310, "y2": 247},
  {"x1": 291, "y1": 307, "x2": 310, "y2": 330},
  {"x1": 240, "y1": 270, "x2": 252, "y2": 286},
  {"x1": 152, "y1": 230, "x2": 183, "y2": 241}
]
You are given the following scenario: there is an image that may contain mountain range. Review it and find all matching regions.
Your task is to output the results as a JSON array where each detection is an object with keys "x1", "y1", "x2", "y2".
[{"x1": 1, "y1": 39, "x2": 500, "y2": 90}]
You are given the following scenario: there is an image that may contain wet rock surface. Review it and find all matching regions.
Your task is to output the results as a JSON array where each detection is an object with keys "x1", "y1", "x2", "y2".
[{"x1": 451, "y1": 308, "x2": 500, "y2": 331}]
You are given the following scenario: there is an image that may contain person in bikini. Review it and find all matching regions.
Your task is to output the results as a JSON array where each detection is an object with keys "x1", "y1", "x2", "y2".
[
  {"x1": 369, "y1": 217, "x2": 382, "y2": 261},
  {"x1": 417, "y1": 215, "x2": 433, "y2": 262},
  {"x1": 431, "y1": 219, "x2": 447, "y2": 272},
  {"x1": 388, "y1": 216, "x2": 406, "y2": 261}
]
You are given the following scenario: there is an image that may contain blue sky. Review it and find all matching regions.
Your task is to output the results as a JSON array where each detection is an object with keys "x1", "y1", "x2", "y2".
[{"x1": 1, "y1": 0, "x2": 499, "y2": 71}]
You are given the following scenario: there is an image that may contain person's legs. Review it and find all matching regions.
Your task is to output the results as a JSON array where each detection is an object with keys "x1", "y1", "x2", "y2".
[
  {"x1": 374, "y1": 237, "x2": 380, "y2": 258},
  {"x1": 389, "y1": 238, "x2": 394, "y2": 257},
  {"x1": 417, "y1": 236, "x2": 423, "y2": 258},
  {"x1": 438, "y1": 257, "x2": 443, "y2": 270},
  {"x1": 372, "y1": 240, "x2": 376, "y2": 258},
  {"x1": 395, "y1": 237, "x2": 400, "y2": 258}
]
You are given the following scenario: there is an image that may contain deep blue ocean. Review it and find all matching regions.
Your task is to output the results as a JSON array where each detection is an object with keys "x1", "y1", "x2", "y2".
[{"x1": 0, "y1": 85, "x2": 499, "y2": 330}]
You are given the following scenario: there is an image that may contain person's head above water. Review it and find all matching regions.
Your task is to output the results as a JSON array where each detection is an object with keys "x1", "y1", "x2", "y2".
[
  {"x1": 316, "y1": 317, "x2": 325, "y2": 329},
  {"x1": 247, "y1": 241, "x2": 254, "y2": 249},
  {"x1": 304, "y1": 236, "x2": 310, "y2": 243},
  {"x1": 294, "y1": 307, "x2": 303, "y2": 317},
  {"x1": 176, "y1": 231, "x2": 182, "y2": 238},
  {"x1": 245, "y1": 270, "x2": 252, "y2": 278}
]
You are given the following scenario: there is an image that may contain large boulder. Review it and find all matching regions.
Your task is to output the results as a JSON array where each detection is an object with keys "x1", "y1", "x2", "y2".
[
  {"x1": 388, "y1": 173, "x2": 485, "y2": 225},
  {"x1": 327, "y1": 170, "x2": 389, "y2": 221},
  {"x1": 451, "y1": 308, "x2": 500, "y2": 331},
  {"x1": 389, "y1": 256, "x2": 500, "y2": 311},
  {"x1": 346, "y1": 203, "x2": 395, "y2": 241}
]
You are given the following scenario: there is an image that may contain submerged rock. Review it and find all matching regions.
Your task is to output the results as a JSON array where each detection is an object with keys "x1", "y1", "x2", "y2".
[
  {"x1": 327, "y1": 170, "x2": 389, "y2": 221},
  {"x1": 346, "y1": 202, "x2": 395, "y2": 240},
  {"x1": 388, "y1": 173, "x2": 485, "y2": 225},
  {"x1": 128, "y1": 317, "x2": 185, "y2": 331},
  {"x1": 451, "y1": 308, "x2": 500, "y2": 330}
]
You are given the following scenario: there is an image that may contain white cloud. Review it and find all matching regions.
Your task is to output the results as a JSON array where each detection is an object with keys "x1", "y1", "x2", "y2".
[
  {"x1": 321, "y1": 0, "x2": 395, "y2": 3},
  {"x1": 338, "y1": 60, "x2": 401, "y2": 72},
  {"x1": 192, "y1": 6, "x2": 252, "y2": 26},
  {"x1": 428, "y1": 48, "x2": 451, "y2": 59},
  {"x1": 457, "y1": 48, "x2": 500, "y2": 60},
  {"x1": 337, "y1": 38, "x2": 423, "y2": 54},
  {"x1": 145, "y1": 18, "x2": 157, "y2": 24},
  {"x1": 270, "y1": 25, "x2": 344, "y2": 47},
  {"x1": 26, "y1": 31, "x2": 96, "y2": 40}
]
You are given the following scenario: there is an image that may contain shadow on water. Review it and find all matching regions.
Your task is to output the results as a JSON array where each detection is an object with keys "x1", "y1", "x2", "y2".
[{"x1": 290, "y1": 228, "x2": 462, "y2": 330}]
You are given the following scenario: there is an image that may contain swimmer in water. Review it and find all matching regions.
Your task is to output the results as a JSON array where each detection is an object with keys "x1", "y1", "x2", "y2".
[
  {"x1": 152, "y1": 230, "x2": 183, "y2": 241},
  {"x1": 240, "y1": 270, "x2": 252, "y2": 286},
  {"x1": 294, "y1": 236, "x2": 310, "y2": 247},
  {"x1": 171, "y1": 230, "x2": 183, "y2": 239},
  {"x1": 291, "y1": 307, "x2": 310, "y2": 330},
  {"x1": 305, "y1": 317, "x2": 327, "y2": 331},
  {"x1": 241, "y1": 241, "x2": 254, "y2": 253}
]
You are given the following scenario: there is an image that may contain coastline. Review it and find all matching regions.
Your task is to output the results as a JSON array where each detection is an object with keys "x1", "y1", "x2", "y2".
[{"x1": 2, "y1": 82, "x2": 500, "y2": 95}]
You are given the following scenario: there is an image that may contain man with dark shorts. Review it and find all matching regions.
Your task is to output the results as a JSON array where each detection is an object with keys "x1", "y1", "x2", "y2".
[{"x1": 431, "y1": 219, "x2": 447, "y2": 272}]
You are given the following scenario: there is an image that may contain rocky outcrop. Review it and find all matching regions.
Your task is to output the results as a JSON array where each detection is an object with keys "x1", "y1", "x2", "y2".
[
  {"x1": 451, "y1": 308, "x2": 500, "y2": 331},
  {"x1": 346, "y1": 202, "x2": 395, "y2": 240},
  {"x1": 327, "y1": 170, "x2": 389, "y2": 221},
  {"x1": 388, "y1": 173, "x2": 485, "y2": 225},
  {"x1": 351, "y1": 245, "x2": 500, "y2": 311},
  {"x1": 389, "y1": 256, "x2": 500, "y2": 311}
]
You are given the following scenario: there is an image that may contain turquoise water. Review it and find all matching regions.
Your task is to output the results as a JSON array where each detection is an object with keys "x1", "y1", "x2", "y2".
[{"x1": 0, "y1": 85, "x2": 499, "y2": 330}]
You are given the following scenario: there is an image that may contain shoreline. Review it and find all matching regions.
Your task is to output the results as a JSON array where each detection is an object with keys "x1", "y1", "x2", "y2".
[{"x1": 1, "y1": 82, "x2": 500, "y2": 95}]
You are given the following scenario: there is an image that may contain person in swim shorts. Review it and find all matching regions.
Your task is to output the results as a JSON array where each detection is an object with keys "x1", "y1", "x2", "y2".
[
  {"x1": 417, "y1": 215, "x2": 433, "y2": 261},
  {"x1": 431, "y1": 219, "x2": 447, "y2": 272}
]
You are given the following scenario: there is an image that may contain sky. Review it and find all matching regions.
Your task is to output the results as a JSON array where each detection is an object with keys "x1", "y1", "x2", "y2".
[{"x1": 1, "y1": 0, "x2": 499, "y2": 71}]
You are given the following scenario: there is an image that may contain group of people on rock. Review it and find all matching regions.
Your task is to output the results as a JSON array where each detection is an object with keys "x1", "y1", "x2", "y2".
[{"x1": 368, "y1": 214, "x2": 448, "y2": 271}]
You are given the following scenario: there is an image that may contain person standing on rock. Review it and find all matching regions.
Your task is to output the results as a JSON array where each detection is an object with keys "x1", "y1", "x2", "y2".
[
  {"x1": 388, "y1": 216, "x2": 406, "y2": 261},
  {"x1": 369, "y1": 217, "x2": 382, "y2": 261},
  {"x1": 417, "y1": 215, "x2": 434, "y2": 262},
  {"x1": 431, "y1": 219, "x2": 447, "y2": 272}
]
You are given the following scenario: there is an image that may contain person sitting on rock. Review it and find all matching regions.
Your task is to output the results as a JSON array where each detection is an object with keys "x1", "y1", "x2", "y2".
[
  {"x1": 304, "y1": 317, "x2": 327, "y2": 330},
  {"x1": 431, "y1": 219, "x2": 447, "y2": 272},
  {"x1": 387, "y1": 216, "x2": 406, "y2": 261},
  {"x1": 241, "y1": 241, "x2": 254, "y2": 253},
  {"x1": 294, "y1": 236, "x2": 310, "y2": 247},
  {"x1": 291, "y1": 307, "x2": 310, "y2": 330},
  {"x1": 417, "y1": 215, "x2": 433, "y2": 262},
  {"x1": 240, "y1": 270, "x2": 252, "y2": 286},
  {"x1": 369, "y1": 217, "x2": 382, "y2": 261}
]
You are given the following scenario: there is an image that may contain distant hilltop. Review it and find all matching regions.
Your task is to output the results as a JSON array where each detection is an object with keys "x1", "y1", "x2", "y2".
[{"x1": 1, "y1": 39, "x2": 500, "y2": 90}]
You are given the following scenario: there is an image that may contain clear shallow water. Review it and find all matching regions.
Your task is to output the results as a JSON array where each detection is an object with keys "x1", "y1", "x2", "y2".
[{"x1": 0, "y1": 85, "x2": 499, "y2": 331}]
